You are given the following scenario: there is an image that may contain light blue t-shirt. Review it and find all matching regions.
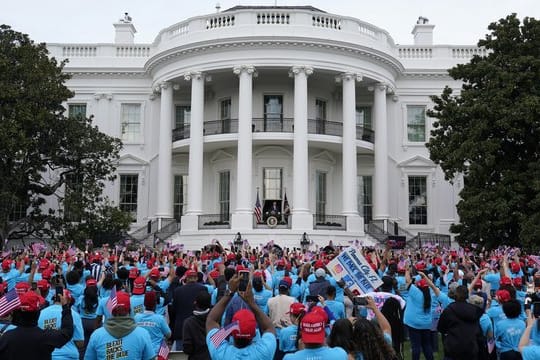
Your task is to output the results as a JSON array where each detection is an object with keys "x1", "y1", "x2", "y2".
[
  {"x1": 278, "y1": 324, "x2": 298, "y2": 353},
  {"x1": 404, "y1": 284, "x2": 432, "y2": 330},
  {"x1": 67, "y1": 283, "x2": 85, "y2": 301},
  {"x1": 84, "y1": 325, "x2": 155, "y2": 360},
  {"x1": 134, "y1": 311, "x2": 171, "y2": 355},
  {"x1": 479, "y1": 313, "x2": 493, "y2": 337},
  {"x1": 325, "y1": 300, "x2": 345, "y2": 320},
  {"x1": 283, "y1": 346, "x2": 348, "y2": 360},
  {"x1": 206, "y1": 327, "x2": 276, "y2": 359},
  {"x1": 38, "y1": 305, "x2": 84, "y2": 359},
  {"x1": 522, "y1": 345, "x2": 540, "y2": 360},
  {"x1": 484, "y1": 273, "x2": 501, "y2": 291},
  {"x1": 494, "y1": 317, "x2": 526, "y2": 353},
  {"x1": 77, "y1": 296, "x2": 98, "y2": 319},
  {"x1": 2, "y1": 268, "x2": 21, "y2": 291},
  {"x1": 253, "y1": 288, "x2": 273, "y2": 314},
  {"x1": 130, "y1": 294, "x2": 146, "y2": 315}
]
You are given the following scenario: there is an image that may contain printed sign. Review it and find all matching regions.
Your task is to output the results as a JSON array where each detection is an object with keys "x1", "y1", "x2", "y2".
[
  {"x1": 386, "y1": 235, "x2": 406, "y2": 249},
  {"x1": 327, "y1": 247, "x2": 383, "y2": 295}
]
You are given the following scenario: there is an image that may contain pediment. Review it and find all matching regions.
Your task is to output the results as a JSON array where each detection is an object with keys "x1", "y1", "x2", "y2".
[
  {"x1": 397, "y1": 155, "x2": 435, "y2": 168},
  {"x1": 210, "y1": 149, "x2": 234, "y2": 163},
  {"x1": 312, "y1": 150, "x2": 336, "y2": 165},
  {"x1": 117, "y1": 154, "x2": 148, "y2": 165}
]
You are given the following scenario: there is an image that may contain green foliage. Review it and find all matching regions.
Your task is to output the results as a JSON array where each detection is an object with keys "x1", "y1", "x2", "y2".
[
  {"x1": 0, "y1": 25, "x2": 128, "y2": 247},
  {"x1": 427, "y1": 14, "x2": 540, "y2": 250}
]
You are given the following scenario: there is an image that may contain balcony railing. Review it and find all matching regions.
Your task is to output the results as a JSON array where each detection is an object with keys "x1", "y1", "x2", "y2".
[
  {"x1": 172, "y1": 125, "x2": 190, "y2": 141},
  {"x1": 308, "y1": 119, "x2": 343, "y2": 136},
  {"x1": 204, "y1": 119, "x2": 238, "y2": 135},
  {"x1": 356, "y1": 125, "x2": 374, "y2": 143},
  {"x1": 252, "y1": 117, "x2": 294, "y2": 132},
  {"x1": 198, "y1": 214, "x2": 231, "y2": 229},
  {"x1": 313, "y1": 214, "x2": 346, "y2": 230}
]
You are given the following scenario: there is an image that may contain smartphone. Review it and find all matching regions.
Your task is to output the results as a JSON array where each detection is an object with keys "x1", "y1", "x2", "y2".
[
  {"x1": 239, "y1": 270, "x2": 249, "y2": 292},
  {"x1": 31, "y1": 282, "x2": 37, "y2": 290},
  {"x1": 353, "y1": 296, "x2": 368, "y2": 306},
  {"x1": 201, "y1": 264, "x2": 207, "y2": 273},
  {"x1": 306, "y1": 295, "x2": 319, "y2": 303},
  {"x1": 533, "y1": 302, "x2": 540, "y2": 318}
]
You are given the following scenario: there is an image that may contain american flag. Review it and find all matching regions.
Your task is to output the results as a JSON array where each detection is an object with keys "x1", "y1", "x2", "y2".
[
  {"x1": 106, "y1": 286, "x2": 117, "y2": 314},
  {"x1": 0, "y1": 289, "x2": 21, "y2": 317},
  {"x1": 283, "y1": 193, "x2": 290, "y2": 215},
  {"x1": 210, "y1": 321, "x2": 240, "y2": 348},
  {"x1": 530, "y1": 255, "x2": 540, "y2": 268},
  {"x1": 254, "y1": 190, "x2": 262, "y2": 223},
  {"x1": 157, "y1": 339, "x2": 170, "y2": 360}
]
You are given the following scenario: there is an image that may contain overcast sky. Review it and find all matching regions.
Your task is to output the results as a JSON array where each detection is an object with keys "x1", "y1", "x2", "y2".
[{"x1": 2, "y1": 0, "x2": 539, "y2": 45}]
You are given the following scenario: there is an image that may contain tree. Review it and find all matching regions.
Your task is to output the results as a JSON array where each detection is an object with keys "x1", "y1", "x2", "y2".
[
  {"x1": 0, "y1": 25, "x2": 126, "y2": 248},
  {"x1": 427, "y1": 14, "x2": 540, "y2": 249}
]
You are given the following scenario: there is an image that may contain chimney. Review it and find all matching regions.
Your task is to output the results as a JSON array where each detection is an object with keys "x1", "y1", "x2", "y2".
[
  {"x1": 114, "y1": 12, "x2": 136, "y2": 44},
  {"x1": 412, "y1": 16, "x2": 435, "y2": 45}
]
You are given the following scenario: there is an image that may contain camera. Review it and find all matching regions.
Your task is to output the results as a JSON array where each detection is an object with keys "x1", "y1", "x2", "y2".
[{"x1": 353, "y1": 296, "x2": 368, "y2": 306}]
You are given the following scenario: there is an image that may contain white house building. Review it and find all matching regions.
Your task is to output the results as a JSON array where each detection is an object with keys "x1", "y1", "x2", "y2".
[{"x1": 46, "y1": 6, "x2": 485, "y2": 249}]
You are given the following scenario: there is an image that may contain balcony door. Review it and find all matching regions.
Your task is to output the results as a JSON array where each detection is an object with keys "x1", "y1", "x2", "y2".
[{"x1": 264, "y1": 95, "x2": 283, "y2": 131}]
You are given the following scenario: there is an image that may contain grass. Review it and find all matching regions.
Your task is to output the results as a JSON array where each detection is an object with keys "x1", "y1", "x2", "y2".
[{"x1": 402, "y1": 337, "x2": 445, "y2": 360}]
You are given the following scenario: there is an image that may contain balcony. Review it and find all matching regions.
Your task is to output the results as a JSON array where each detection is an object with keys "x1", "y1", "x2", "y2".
[
  {"x1": 252, "y1": 117, "x2": 294, "y2": 132},
  {"x1": 356, "y1": 125, "x2": 374, "y2": 143},
  {"x1": 172, "y1": 125, "x2": 190, "y2": 141},
  {"x1": 204, "y1": 119, "x2": 238, "y2": 135},
  {"x1": 313, "y1": 214, "x2": 347, "y2": 230},
  {"x1": 198, "y1": 214, "x2": 231, "y2": 230},
  {"x1": 308, "y1": 119, "x2": 343, "y2": 136}
]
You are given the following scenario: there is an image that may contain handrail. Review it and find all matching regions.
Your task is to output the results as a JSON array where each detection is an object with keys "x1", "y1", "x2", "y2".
[
  {"x1": 172, "y1": 125, "x2": 191, "y2": 141},
  {"x1": 356, "y1": 125, "x2": 374, "y2": 143},
  {"x1": 308, "y1": 119, "x2": 343, "y2": 136},
  {"x1": 313, "y1": 214, "x2": 346, "y2": 230},
  {"x1": 204, "y1": 119, "x2": 239, "y2": 135},
  {"x1": 252, "y1": 117, "x2": 294, "y2": 133},
  {"x1": 198, "y1": 214, "x2": 231, "y2": 229}
]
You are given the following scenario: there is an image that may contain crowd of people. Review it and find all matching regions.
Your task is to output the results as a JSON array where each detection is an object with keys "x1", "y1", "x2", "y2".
[{"x1": 0, "y1": 240, "x2": 539, "y2": 360}]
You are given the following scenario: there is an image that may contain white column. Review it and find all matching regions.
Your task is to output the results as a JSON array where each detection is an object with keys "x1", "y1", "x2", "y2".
[
  {"x1": 340, "y1": 73, "x2": 364, "y2": 233},
  {"x1": 372, "y1": 83, "x2": 389, "y2": 222},
  {"x1": 181, "y1": 72, "x2": 205, "y2": 231},
  {"x1": 156, "y1": 82, "x2": 173, "y2": 219},
  {"x1": 232, "y1": 65, "x2": 255, "y2": 229},
  {"x1": 290, "y1": 65, "x2": 313, "y2": 230}
]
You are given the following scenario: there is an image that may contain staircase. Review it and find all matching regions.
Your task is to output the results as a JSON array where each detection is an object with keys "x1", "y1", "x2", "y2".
[
  {"x1": 365, "y1": 220, "x2": 416, "y2": 249},
  {"x1": 127, "y1": 218, "x2": 181, "y2": 247}
]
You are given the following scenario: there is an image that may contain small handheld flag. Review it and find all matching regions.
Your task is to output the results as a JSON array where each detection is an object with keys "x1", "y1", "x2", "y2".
[
  {"x1": 105, "y1": 286, "x2": 117, "y2": 314},
  {"x1": 210, "y1": 321, "x2": 240, "y2": 348},
  {"x1": 0, "y1": 289, "x2": 21, "y2": 317}
]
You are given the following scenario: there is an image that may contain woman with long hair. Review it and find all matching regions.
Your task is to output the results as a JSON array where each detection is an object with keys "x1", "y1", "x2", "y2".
[
  {"x1": 404, "y1": 266, "x2": 435, "y2": 360},
  {"x1": 328, "y1": 318, "x2": 354, "y2": 358},
  {"x1": 77, "y1": 279, "x2": 99, "y2": 359}
]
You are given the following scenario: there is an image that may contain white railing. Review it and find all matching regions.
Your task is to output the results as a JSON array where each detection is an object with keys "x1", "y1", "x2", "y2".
[
  {"x1": 452, "y1": 47, "x2": 489, "y2": 58},
  {"x1": 62, "y1": 46, "x2": 97, "y2": 57},
  {"x1": 116, "y1": 45, "x2": 151, "y2": 57},
  {"x1": 398, "y1": 47, "x2": 433, "y2": 59},
  {"x1": 312, "y1": 15, "x2": 342, "y2": 30},
  {"x1": 256, "y1": 12, "x2": 290, "y2": 24},
  {"x1": 169, "y1": 23, "x2": 189, "y2": 37},
  {"x1": 358, "y1": 24, "x2": 376, "y2": 38},
  {"x1": 206, "y1": 15, "x2": 235, "y2": 29}
]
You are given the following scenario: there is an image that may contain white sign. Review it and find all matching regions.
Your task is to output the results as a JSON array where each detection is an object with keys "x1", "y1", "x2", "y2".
[{"x1": 327, "y1": 247, "x2": 383, "y2": 294}]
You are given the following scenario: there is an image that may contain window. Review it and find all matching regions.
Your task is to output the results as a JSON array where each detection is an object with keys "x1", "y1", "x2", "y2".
[
  {"x1": 121, "y1": 104, "x2": 141, "y2": 142},
  {"x1": 316, "y1": 171, "x2": 327, "y2": 222},
  {"x1": 64, "y1": 173, "x2": 84, "y2": 222},
  {"x1": 9, "y1": 201, "x2": 27, "y2": 222},
  {"x1": 407, "y1": 105, "x2": 426, "y2": 142},
  {"x1": 357, "y1": 176, "x2": 373, "y2": 224},
  {"x1": 219, "y1": 171, "x2": 230, "y2": 221},
  {"x1": 263, "y1": 168, "x2": 282, "y2": 200},
  {"x1": 119, "y1": 174, "x2": 138, "y2": 221},
  {"x1": 175, "y1": 105, "x2": 191, "y2": 129},
  {"x1": 408, "y1": 176, "x2": 427, "y2": 225},
  {"x1": 315, "y1": 99, "x2": 327, "y2": 134},
  {"x1": 356, "y1": 106, "x2": 372, "y2": 129},
  {"x1": 220, "y1": 98, "x2": 231, "y2": 133},
  {"x1": 68, "y1": 104, "x2": 87, "y2": 118},
  {"x1": 263, "y1": 95, "x2": 283, "y2": 131},
  {"x1": 173, "y1": 175, "x2": 188, "y2": 221}
]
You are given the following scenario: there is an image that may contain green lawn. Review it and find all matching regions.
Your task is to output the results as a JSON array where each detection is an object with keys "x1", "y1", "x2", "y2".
[{"x1": 403, "y1": 338, "x2": 444, "y2": 360}]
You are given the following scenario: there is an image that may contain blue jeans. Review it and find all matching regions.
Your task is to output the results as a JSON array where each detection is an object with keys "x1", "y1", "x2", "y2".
[{"x1": 407, "y1": 326, "x2": 434, "y2": 360}]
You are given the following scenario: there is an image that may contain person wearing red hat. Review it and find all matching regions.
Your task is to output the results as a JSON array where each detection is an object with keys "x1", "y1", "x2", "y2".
[
  {"x1": 278, "y1": 302, "x2": 306, "y2": 355},
  {"x1": 205, "y1": 274, "x2": 276, "y2": 359},
  {"x1": 38, "y1": 288, "x2": 85, "y2": 359},
  {"x1": 0, "y1": 291, "x2": 74, "y2": 360},
  {"x1": 131, "y1": 276, "x2": 147, "y2": 315},
  {"x1": 85, "y1": 291, "x2": 154, "y2": 360},
  {"x1": 1, "y1": 257, "x2": 25, "y2": 291},
  {"x1": 283, "y1": 311, "x2": 347, "y2": 360},
  {"x1": 267, "y1": 276, "x2": 297, "y2": 333},
  {"x1": 171, "y1": 267, "x2": 206, "y2": 351},
  {"x1": 135, "y1": 291, "x2": 171, "y2": 356}
]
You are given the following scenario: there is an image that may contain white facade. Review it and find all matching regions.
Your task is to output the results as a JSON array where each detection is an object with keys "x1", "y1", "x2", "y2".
[{"x1": 46, "y1": 6, "x2": 486, "y2": 249}]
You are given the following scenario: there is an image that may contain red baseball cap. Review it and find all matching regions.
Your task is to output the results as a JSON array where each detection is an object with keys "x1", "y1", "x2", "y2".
[
  {"x1": 113, "y1": 291, "x2": 131, "y2": 314},
  {"x1": 500, "y1": 276, "x2": 512, "y2": 286},
  {"x1": 417, "y1": 279, "x2": 429, "y2": 288},
  {"x1": 511, "y1": 263, "x2": 520, "y2": 273},
  {"x1": 149, "y1": 268, "x2": 160, "y2": 279},
  {"x1": 37, "y1": 279, "x2": 50, "y2": 290},
  {"x1": 86, "y1": 279, "x2": 97, "y2": 287},
  {"x1": 209, "y1": 270, "x2": 220, "y2": 279},
  {"x1": 314, "y1": 260, "x2": 324, "y2": 269},
  {"x1": 415, "y1": 262, "x2": 426, "y2": 271},
  {"x1": 39, "y1": 259, "x2": 50, "y2": 270},
  {"x1": 300, "y1": 312, "x2": 326, "y2": 344},
  {"x1": 185, "y1": 270, "x2": 197, "y2": 278},
  {"x1": 15, "y1": 282, "x2": 30, "y2": 295},
  {"x1": 19, "y1": 291, "x2": 41, "y2": 312},
  {"x1": 287, "y1": 303, "x2": 306, "y2": 316},
  {"x1": 129, "y1": 268, "x2": 140, "y2": 279},
  {"x1": 41, "y1": 269, "x2": 53, "y2": 280},
  {"x1": 231, "y1": 309, "x2": 257, "y2": 339},
  {"x1": 496, "y1": 290, "x2": 511, "y2": 303},
  {"x1": 0, "y1": 282, "x2": 6, "y2": 295},
  {"x1": 512, "y1": 277, "x2": 522, "y2": 287},
  {"x1": 226, "y1": 253, "x2": 236, "y2": 261},
  {"x1": 2, "y1": 259, "x2": 11, "y2": 271},
  {"x1": 473, "y1": 279, "x2": 483, "y2": 289},
  {"x1": 133, "y1": 276, "x2": 146, "y2": 295}
]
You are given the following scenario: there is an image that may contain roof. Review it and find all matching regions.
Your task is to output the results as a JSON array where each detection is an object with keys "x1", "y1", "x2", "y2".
[{"x1": 223, "y1": 5, "x2": 327, "y2": 13}]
